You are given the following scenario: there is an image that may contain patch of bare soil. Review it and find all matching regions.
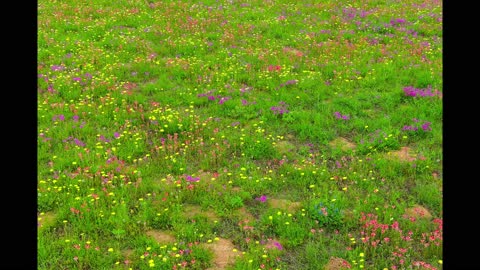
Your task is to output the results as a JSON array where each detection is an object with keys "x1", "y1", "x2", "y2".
[
  {"x1": 404, "y1": 205, "x2": 433, "y2": 220},
  {"x1": 329, "y1": 137, "x2": 356, "y2": 151},
  {"x1": 145, "y1": 230, "x2": 176, "y2": 244},
  {"x1": 324, "y1": 257, "x2": 351, "y2": 270},
  {"x1": 273, "y1": 140, "x2": 296, "y2": 155},
  {"x1": 235, "y1": 206, "x2": 256, "y2": 222},
  {"x1": 204, "y1": 238, "x2": 238, "y2": 270},
  {"x1": 183, "y1": 204, "x2": 220, "y2": 222},
  {"x1": 388, "y1": 146, "x2": 425, "y2": 162},
  {"x1": 38, "y1": 212, "x2": 56, "y2": 230},
  {"x1": 195, "y1": 170, "x2": 219, "y2": 181},
  {"x1": 121, "y1": 249, "x2": 134, "y2": 260},
  {"x1": 268, "y1": 198, "x2": 302, "y2": 213}
]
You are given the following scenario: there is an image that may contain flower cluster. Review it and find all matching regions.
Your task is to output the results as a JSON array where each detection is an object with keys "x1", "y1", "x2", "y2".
[
  {"x1": 402, "y1": 118, "x2": 431, "y2": 132},
  {"x1": 403, "y1": 86, "x2": 441, "y2": 98},
  {"x1": 271, "y1": 101, "x2": 289, "y2": 116},
  {"x1": 334, "y1": 111, "x2": 350, "y2": 120}
]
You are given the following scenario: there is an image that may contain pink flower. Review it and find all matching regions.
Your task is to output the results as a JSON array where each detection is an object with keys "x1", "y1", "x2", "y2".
[{"x1": 256, "y1": 195, "x2": 267, "y2": 202}]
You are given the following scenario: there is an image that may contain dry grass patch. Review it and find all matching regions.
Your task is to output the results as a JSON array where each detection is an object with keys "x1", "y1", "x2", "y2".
[
  {"x1": 268, "y1": 198, "x2": 302, "y2": 213},
  {"x1": 38, "y1": 212, "x2": 57, "y2": 230}
]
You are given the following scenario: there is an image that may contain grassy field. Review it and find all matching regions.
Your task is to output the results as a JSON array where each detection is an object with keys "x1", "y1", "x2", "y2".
[{"x1": 37, "y1": 0, "x2": 442, "y2": 269}]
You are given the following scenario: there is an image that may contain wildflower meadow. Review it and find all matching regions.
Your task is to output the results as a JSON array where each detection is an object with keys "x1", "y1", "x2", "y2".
[{"x1": 38, "y1": 0, "x2": 442, "y2": 269}]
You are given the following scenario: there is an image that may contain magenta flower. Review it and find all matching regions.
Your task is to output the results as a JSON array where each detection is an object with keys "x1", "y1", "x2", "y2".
[
  {"x1": 334, "y1": 112, "x2": 350, "y2": 120},
  {"x1": 185, "y1": 175, "x2": 200, "y2": 182},
  {"x1": 273, "y1": 241, "x2": 283, "y2": 250},
  {"x1": 255, "y1": 195, "x2": 267, "y2": 202},
  {"x1": 73, "y1": 138, "x2": 85, "y2": 147}
]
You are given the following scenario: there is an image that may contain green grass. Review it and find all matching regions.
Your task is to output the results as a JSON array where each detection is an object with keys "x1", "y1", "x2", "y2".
[{"x1": 38, "y1": 0, "x2": 442, "y2": 269}]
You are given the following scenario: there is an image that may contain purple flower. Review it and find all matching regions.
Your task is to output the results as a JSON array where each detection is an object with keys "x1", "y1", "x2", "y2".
[
  {"x1": 421, "y1": 122, "x2": 432, "y2": 131},
  {"x1": 185, "y1": 175, "x2": 200, "y2": 182},
  {"x1": 402, "y1": 119, "x2": 431, "y2": 133},
  {"x1": 218, "y1": 96, "x2": 231, "y2": 104},
  {"x1": 334, "y1": 112, "x2": 350, "y2": 120},
  {"x1": 273, "y1": 241, "x2": 283, "y2": 250},
  {"x1": 73, "y1": 138, "x2": 85, "y2": 147},
  {"x1": 51, "y1": 65, "x2": 65, "y2": 71},
  {"x1": 52, "y1": 115, "x2": 65, "y2": 122},
  {"x1": 403, "y1": 86, "x2": 440, "y2": 98},
  {"x1": 402, "y1": 125, "x2": 418, "y2": 131},
  {"x1": 98, "y1": 135, "x2": 111, "y2": 143},
  {"x1": 114, "y1": 132, "x2": 120, "y2": 139},
  {"x1": 390, "y1": 18, "x2": 406, "y2": 26},
  {"x1": 271, "y1": 102, "x2": 289, "y2": 115},
  {"x1": 255, "y1": 195, "x2": 267, "y2": 203}
]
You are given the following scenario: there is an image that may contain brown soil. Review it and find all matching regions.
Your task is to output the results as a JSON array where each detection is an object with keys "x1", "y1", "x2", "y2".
[
  {"x1": 273, "y1": 140, "x2": 296, "y2": 155},
  {"x1": 404, "y1": 205, "x2": 433, "y2": 220},
  {"x1": 145, "y1": 230, "x2": 176, "y2": 244},
  {"x1": 183, "y1": 204, "x2": 220, "y2": 222},
  {"x1": 324, "y1": 257, "x2": 351, "y2": 270},
  {"x1": 268, "y1": 198, "x2": 302, "y2": 213},
  {"x1": 235, "y1": 206, "x2": 256, "y2": 222},
  {"x1": 388, "y1": 146, "x2": 424, "y2": 162},
  {"x1": 121, "y1": 248, "x2": 134, "y2": 260},
  {"x1": 204, "y1": 238, "x2": 238, "y2": 270},
  {"x1": 329, "y1": 137, "x2": 356, "y2": 151}
]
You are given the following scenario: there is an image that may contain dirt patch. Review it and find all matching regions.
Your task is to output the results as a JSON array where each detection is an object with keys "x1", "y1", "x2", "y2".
[
  {"x1": 268, "y1": 198, "x2": 302, "y2": 213},
  {"x1": 121, "y1": 248, "x2": 134, "y2": 260},
  {"x1": 183, "y1": 204, "x2": 220, "y2": 222},
  {"x1": 404, "y1": 205, "x2": 433, "y2": 220},
  {"x1": 388, "y1": 147, "x2": 422, "y2": 162},
  {"x1": 204, "y1": 238, "x2": 238, "y2": 270},
  {"x1": 324, "y1": 257, "x2": 351, "y2": 270},
  {"x1": 195, "y1": 170, "x2": 219, "y2": 181},
  {"x1": 38, "y1": 212, "x2": 56, "y2": 230},
  {"x1": 273, "y1": 141, "x2": 296, "y2": 155},
  {"x1": 329, "y1": 137, "x2": 356, "y2": 151},
  {"x1": 145, "y1": 230, "x2": 176, "y2": 244},
  {"x1": 235, "y1": 206, "x2": 256, "y2": 222}
]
